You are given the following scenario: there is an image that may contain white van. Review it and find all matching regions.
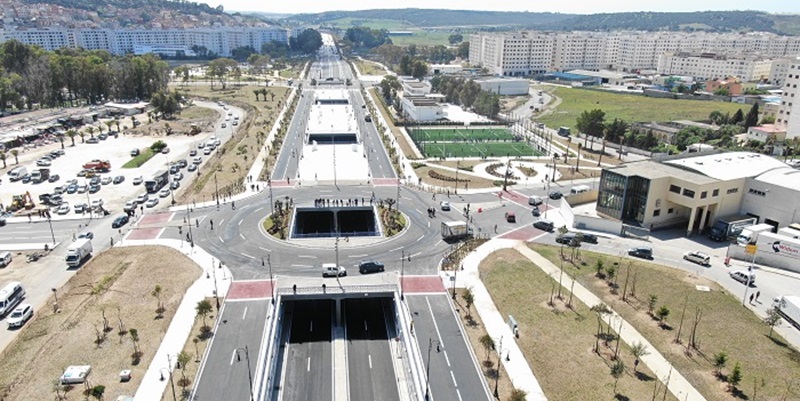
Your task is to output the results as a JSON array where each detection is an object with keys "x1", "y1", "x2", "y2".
[
  {"x1": 0, "y1": 282, "x2": 25, "y2": 317},
  {"x1": 0, "y1": 251, "x2": 11, "y2": 267},
  {"x1": 570, "y1": 185, "x2": 590, "y2": 195},
  {"x1": 528, "y1": 195, "x2": 543, "y2": 206},
  {"x1": 322, "y1": 263, "x2": 346, "y2": 277},
  {"x1": 8, "y1": 166, "x2": 28, "y2": 182}
]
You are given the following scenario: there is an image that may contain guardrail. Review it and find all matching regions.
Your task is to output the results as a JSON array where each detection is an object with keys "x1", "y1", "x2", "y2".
[{"x1": 254, "y1": 300, "x2": 283, "y2": 401}]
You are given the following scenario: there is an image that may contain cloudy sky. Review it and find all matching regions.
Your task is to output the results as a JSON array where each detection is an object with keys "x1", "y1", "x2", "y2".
[{"x1": 198, "y1": 0, "x2": 798, "y2": 15}]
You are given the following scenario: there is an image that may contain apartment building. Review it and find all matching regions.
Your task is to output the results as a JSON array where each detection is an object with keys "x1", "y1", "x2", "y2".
[
  {"x1": 470, "y1": 31, "x2": 800, "y2": 76},
  {"x1": 0, "y1": 26, "x2": 289, "y2": 57},
  {"x1": 657, "y1": 52, "x2": 774, "y2": 81},
  {"x1": 775, "y1": 56, "x2": 800, "y2": 139}
]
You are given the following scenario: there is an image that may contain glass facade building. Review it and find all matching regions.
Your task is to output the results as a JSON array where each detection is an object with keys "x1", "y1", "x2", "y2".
[{"x1": 597, "y1": 170, "x2": 651, "y2": 225}]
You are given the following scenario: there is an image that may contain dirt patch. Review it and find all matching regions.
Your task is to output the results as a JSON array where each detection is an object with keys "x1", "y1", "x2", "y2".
[
  {"x1": 125, "y1": 105, "x2": 218, "y2": 137},
  {"x1": 500, "y1": 95, "x2": 530, "y2": 113},
  {"x1": 160, "y1": 299, "x2": 215, "y2": 401},
  {"x1": 0, "y1": 246, "x2": 200, "y2": 401},
  {"x1": 413, "y1": 165, "x2": 498, "y2": 190}
]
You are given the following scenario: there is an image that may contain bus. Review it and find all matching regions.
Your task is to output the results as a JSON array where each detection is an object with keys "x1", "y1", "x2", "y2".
[{"x1": 144, "y1": 170, "x2": 169, "y2": 194}]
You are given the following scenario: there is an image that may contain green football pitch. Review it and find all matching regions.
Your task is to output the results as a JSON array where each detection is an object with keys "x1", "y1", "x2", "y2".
[{"x1": 409, "y1": 127, "x2": 543, "y2": 158}]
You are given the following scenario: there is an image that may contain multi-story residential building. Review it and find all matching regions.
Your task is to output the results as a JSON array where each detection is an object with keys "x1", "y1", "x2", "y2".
[
  {"x1": 775, "y1": 56, "x2": 800, "y2": 139},
  {"x1": 470, "y1": 31, "x2": 800, "y2": 76},
  {"x1": 0, "y1": 26, "x2": 289, "y2": 57},
  {"x1": 657, "y1": 52, "x2": 774, "y2": 81}
]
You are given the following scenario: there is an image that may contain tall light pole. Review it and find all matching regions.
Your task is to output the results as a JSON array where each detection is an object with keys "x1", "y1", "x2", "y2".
[
  {"x1": 211, "y1": 259, "x2": 220, "y2": 309},
  {"x1": 400, "y1": 249, "x2": 406, "y2": 300},
  {"x1": 166, "y1": 354, "x2": 177, "y2": 401},
  {"x1": 454, "y1": 160, "x2": 459, "y2": 195},
  {"x1": 263, "y1": 255, "x2": 275, "y2": 304},
  {"x1": 236, "y1": 346, "x2": 255, "y2": 401},
  {"x1": 46, "y1": 213, "x2": 56, "y2": 245},
  {"x1": 269, "y1": 178, "x2": 274, "y2": 215},
  {"x1": 424, "y1": 338, "x2": 439, "y2": 401},
  {"x1": 214, "y1": 173, "x2": 220, "y2": 210},
  {"x1": 186, "y1": 205, "x2": 194, "y2": 249},
  {"x1": 494, "y1": 336, "x2": 503, "y2": 398}
]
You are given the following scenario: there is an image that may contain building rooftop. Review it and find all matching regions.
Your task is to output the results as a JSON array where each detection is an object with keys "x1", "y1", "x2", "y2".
[
  {"x1": 753, "y1": 167, "x2": 800, "y2": 192},
  {"x1": 608, "y1": 160, "x2": 718, "y2": 184},
  {"x1": 749, "y1": 124, "x2": 786, "y2": 134},
  {"x1": 314, "y1": 89, "x2": 348, "y2": 102},
  {"x1": 663, "y1": 151, "x2": 787, "y2": 181},
  {"x1": 307, "y1": 104, "x2": 356, "y2": 133}
]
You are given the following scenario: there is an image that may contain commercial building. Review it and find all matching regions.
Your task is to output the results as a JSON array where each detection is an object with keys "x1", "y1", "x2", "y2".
[
  {"x1": 596, "y1": 151, "x2": 789, "y2": 235},
  {"x1": 401, "y1": 80, "x2": 432, "y2": 97},
  {"x1": 430, "y1": 64, "x2": 463, "y2": 75},
  {"x1": 0, "y1": 26, "x2": 289, "y2": 57},
  {"x1": 469, "y1": 31, "x2": 800, "y2": 76},
  {"x1": 473, "y1": 77, "x2": 529, "y2": 96},
  {"x1": 400, "y1": 96, "x2": 444, "y2": 122}
]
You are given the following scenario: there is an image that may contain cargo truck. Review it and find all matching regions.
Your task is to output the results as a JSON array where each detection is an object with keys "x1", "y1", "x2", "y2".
[
  {"x1": 708, "y1": 215, "x2": 757, "y2": 241},
  {"x1": 441, "y1": 221, "x2": 473, "y2": 240},
  {"x1": 65, "y1": 238, "x2": 93, "y2": 267},
  {"x1": 31, "y1": 168, "x2": 50, "y2": 184},
  {"x1": 736, "y1": 223, "x2": 774, "y2": 245},
  {"x1": 773, "y1": 295, "x2": 800, "y2": 329}
]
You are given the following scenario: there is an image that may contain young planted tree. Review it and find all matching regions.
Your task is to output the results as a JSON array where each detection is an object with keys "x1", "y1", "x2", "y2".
[
  {"x1": 196, "y1": 299, "x2": 213, "y2": 331},
  {"x1": 713, "y1": 351, "x2": 728, "y2": 377},
  {"x1": 178, "y1": 350, "x2": 192, "y2": 393},
  {"x1": 610, "y1": 360, "x2": 625, "y2": 394},
  {"x1": 86, "y1": 126, "x2": 95, "y2": 138},
  {"x1": 461, "y1": 287, "x2": 474, "y2": 319},
  {"x1": 66, "y1": 130, "x2": 77, "y2": 146},
  {"x1": 10, "y1": 149, "x2": 18, "y2": 165},
  {"x1": 595, "y1": 258, "x2": 605, "y2": 278},
  {"x1": 728, "y1": 362, "x2": 743, "y2": 392},
  {"x1": 479, "y1": 334, "x2": 495, "y2": 364},
  {"x1": 656, "y1": 306, "x2": 670, "y2": 327},
  {"x1": 129, "y1": 328, "x2": 141, "y2": 362},
  {"x1": 590, "y1": 303, "x2": 612, "y2": 352},
  {"x1": 90, "y1": 385, "x2": 105, "y2": 400},
  {"x1": 509, "y1": 388, "x2": 527, "y2": 401},
  {"x1": 152, "y1": 285, "x2": 165, "y2": 317},
  {"x1": 765, "y1": 307, "x2": 782, "y2": 339},
  {"x1": 630, "y1": 342, "x2": 649, "y2": 373},
  {"x1": 647, "y1": 294, "x2": 658, "y2": 315}
]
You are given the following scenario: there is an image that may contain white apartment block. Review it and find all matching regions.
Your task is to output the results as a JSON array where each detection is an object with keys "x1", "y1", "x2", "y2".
[
  {"x1": 0, "y1": 26, "x2": 289, "y2": 57},
  {"x1": 776, "y1": 57, "x2": 800, "y2": 139},
  {"x1": 656, "y1": 52, "x2": 775, "y2": 81},
  {"x1": 470, "y1": 31, "x2": 800, "y2": 76}
]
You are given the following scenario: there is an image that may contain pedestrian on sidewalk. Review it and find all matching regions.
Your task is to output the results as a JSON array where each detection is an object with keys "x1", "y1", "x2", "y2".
[
  {"x1": 750, "y1": 293, "x2": 755, "y2": 304},
  {"x1": 210, "y1": 219, "x2": 214, "y2": 230},
  {"x1": 756, "y1": 291, "x2": 761, "y2": 302}
]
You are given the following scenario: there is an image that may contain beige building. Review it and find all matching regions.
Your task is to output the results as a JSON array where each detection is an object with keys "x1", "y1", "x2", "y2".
[
  {"x1": 775, "y1": 56, "x2": 800, "y2": 139},
  {"x1": 657, "y1": 52, "x2": 774, "y2": 82},
  {"x1": 597, "y1": 151, "x2": 788, "y2": 235}
]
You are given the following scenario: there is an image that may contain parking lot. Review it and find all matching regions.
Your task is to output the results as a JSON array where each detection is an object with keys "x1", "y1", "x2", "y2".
[{"x1": 1, "y1": 101, "x2": 241, "y2": 218}]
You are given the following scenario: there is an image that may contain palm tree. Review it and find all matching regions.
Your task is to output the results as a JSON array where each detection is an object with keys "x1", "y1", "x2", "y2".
[
  {"x1": 115, "y1": 119, "x2": 121, "y2": 132},
  {"x1": 97, "y1": 123, "x2": 104, "y2": 134},
  {"x1": 10, "y1": 149, "x2": 19, "y2": 165},
  {"x1": 129, "y1": 328, "x2": 140, "y2": 358},
  {"x1": 86, "y1": 126, "x2": 95, "y2": 138},
  {"x1": 610, "y1": 360, "x2": 624, "y2": 394},
  {"x1": 479, "y1": 334, "x2": 494, "y2": 363},
  {"x1": 196, "y1": 299, "x2": 213, "y2": 330},
  {"x1": 66, "y1": 130, "x2": 77, "y2": 146},
  {"x1": 105, "y1": 121, "x2": 113, "y2": 133},
  {"x1": 461, "y1": 287, "x2": 474, "y2": 319},
  {"x1": 630, "y1": 342, "x2": 649, "y2": 372},
  {"x1": 0, "y1": 151, "x2": 6, "y2": 169},
  {"x1": 131, "y1": 115, "x2": 137, "y2": 127},
  {"x1": 151, "y1": 285, "x2": 164, "y2": 317},
  {"x1": 79, "y1": 132, "x2": 86, "y2": 143},
  {"x1": 253, "y1": 89, "x2": 260, "y2": 101}
]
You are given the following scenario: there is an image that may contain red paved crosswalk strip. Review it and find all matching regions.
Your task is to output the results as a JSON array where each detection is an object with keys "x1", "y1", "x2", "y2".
[
  {"x1": 139, "y1": 213, "x2": 173, "y2": 225},
  {"x1": 402, "y1": 276, "x2": 446, "y2": 293},
  {"x1": 269, "y1": 180, "x2": 293, "y2": 188},
  {"x1": 227, "y1": 280, "x2": 274, "y2": 300},
  {"x1": 126, "y1": 227, "x2": 163, "y2": 240},
  {"x1": 499, "y1": 225, "x2": 547, "y2": 241}
]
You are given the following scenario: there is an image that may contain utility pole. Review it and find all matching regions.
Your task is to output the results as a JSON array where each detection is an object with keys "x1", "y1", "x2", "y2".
[
  {"x1": 502, "y1": 157, "x2": 511, "y2": 191},
  {"x1": 269, "y1": 178, "x2": 274, "y2": 215}
]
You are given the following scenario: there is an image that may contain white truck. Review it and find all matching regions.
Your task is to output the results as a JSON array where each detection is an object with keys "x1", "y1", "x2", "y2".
[
  {"x1": 441, "y1": 221, "x2": 473, "y2": 240},
  {"x1": 773, "y1": 295, "x2": 800, "y2": 329},
  {"x1": 736, "y1": 223, "x2": 774, "y2": 245},
  {"x1": 7, "y1": 166, "x2": 28, "y2": 182},
  {"x1": 65, "y1": 238, "x2": 93, "y2": 268}
]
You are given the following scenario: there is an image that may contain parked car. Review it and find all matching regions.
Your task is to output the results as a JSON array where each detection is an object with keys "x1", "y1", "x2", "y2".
[
  {"x1": 193, "y1": 157, "x2": 203, "y2": 164},
  {"x1": 189, "y1": 149, "x2": 197, "y2": 157},
  {"x1": 628, "y1": 246, "x2": 653, "y2": 259},
  {"x1": 89, "y1": 176, "x2": 101, "y2": 186},
  {"x1": 53, "y1": 186, "x2": 65, "y2": 195},
  {"x1": 130, "y1": 149, "x2": 140, "y2": 157},
  {"x1": 159, "y1": 188, "x2": 171, "y2": 198},
  {"x1": 504, "y1": 212, "x2": 516, "y2": 223},
  {"x1": 549, "y1": 191, "x2": 563, "y2": 200},
  {"x1": 73, "y1": 203, "x2": 87, "y2": 214},
  {"x1": 98, "y1": 133, "x2": 108, "y2": 140},
  {"x1": 683, "y1": 251, "x2": 711, "y2": 266},
  {"x1": 66, "y1": 185, "x2": 78, "y2": 194},
  {"x1": 203, "y1": 147, "x2": 213, "y2": 155},
  {"x1": 113, "y1": 175, "x2": 125, "y2": 184},
  {"x1": 358, "y1": 260, "x2": 384, "y2": 274},
  {"x1": 170, "y1": 180, "x2": 180, "y2": 190},
  {"x1": 197, "y1": 142, "x2": 205, "y2": 149},
  {"x1": 145, "y1": 198, "x2": 159, "y2": 208},
  {"x1": 123, "y1": 200, "x2": 137, "y2": 212},
  {"x1": 161, "y1": 147, "x2": 170, "y2": 154},
  {"x1": 86, "y1": 137, "x2": 99, "y2": 144},
  {"x1": 21, "y1": 174, "x2": 31, "y2": 183},
  {"x1": 77, "y1": 184, "x2": 88, "y2": 193},
  {"x1": 577, "y1": 232, "x2": 598, "y2": 244},
  {"x1": 101, "y1": 176, "x2": 112, "y2": 185},
  {"x1": 6, "y1": 304, "x2": 33, "y2": 328},
  {"x1": 531, "y1": 207, "x2": 541, "y2": 217},
  {"x1": 91, "y1": 199, "x2": 104, "y2": 209},
  {"x1": 88, "y1": 184, "x2": 100, "y2": 194},
  {"x1": 172, "y1": 172, "x2": 183, "y2": 181},
  {"x1": 135, "y1": 193, "x2": 149, "y2": 204},
  {"x1": 112, "y1": 215, "x2": 129, "y2": 228},
  {"x1": 36, "y1": 159, "x2": 51, "y2": 167},
  {"x1": 57, "y1": 203, "x2": 70, "y2": 215},
  {"x1": 187, "y1": 164, "x2": 197, "y2": 172},
  {"x1": 48, "y1": 174, "x2": 60, "y2": 183},
  {"x1": 133, "y1": 176, "x2": 143, "y2": 185}
]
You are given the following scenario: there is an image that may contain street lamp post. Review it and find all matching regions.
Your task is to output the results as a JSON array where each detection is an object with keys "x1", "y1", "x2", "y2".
[
  {"x1": 214, "y1": 173, "x2": 219, "y2": 210},
  {"x1": 494, "y1": 336, "x2": 504, "y2": 398},
  {"x1": 263, "y1": 255, "x2": 275, "y2": 304},
  {"x1": 46, "y1": 214, "x2": 56, "y2": 245},
  {"x1": 166, "y1": 354, "x2": 177, "y2": 401},
  {"x1": 186, "y1": 205, "x2": 194, "y2": 249},
  {"x1": 269, "y1": 178, "x2": 275, "y2": 215},
  {"x1": 454, "y1": 160, "x2": 459, "y2": 195},
  {"x1": 424, "y1": 338, "x2": 439, "y2": 401},
  {"x1": 400, "y1": 249, "x2": 406, "y2": 300},
  {"x1": 236, "y1": 346, "x2": 255, "y2": 401},
  {"x1": 211, "y1": 259, "x2": 220, "y2": 309}
]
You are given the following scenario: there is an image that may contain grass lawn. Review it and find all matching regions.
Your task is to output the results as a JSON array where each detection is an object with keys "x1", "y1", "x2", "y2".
[
  {"x1": 174, "y1": 84, "x2": 289, "y2": 203},
  {"x1": 0, "y1": 246, "x2": 200, "y2": 401},
  {"x1": 538, "y1": 87, "x2": 747, "y2": 133},
  {"x1": 430, "y1": 159, "x2": 496, "y2": 171},
  {"x1": 387, "y1": 31, "x2": 454, "y2": 47},
  {"x1": 354, "y1": 59, "x2": 386, "y2": 76},
  {"x1": 529, "y1": 244, "x2": 800, "y2": 401},
  {"x1": 409, "y1": 127, "x2": 516, "y2": 142},
  {"x1": 480, "y1": 249, "x2": 674, "y2": 401},
  {"x1": 420, "y1": 141, "x2": 543, "y2": 158},
  {"x1": 324, "y1": 17, "x2": 410, "y2": 31},
  {"x1": 123, "y1": 148, "x2": 155, "y2": 168}
]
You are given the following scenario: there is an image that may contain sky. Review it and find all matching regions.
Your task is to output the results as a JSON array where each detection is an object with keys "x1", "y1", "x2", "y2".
[{"x1": 199, "y1": 0, "x2": 799, "y2": 15}]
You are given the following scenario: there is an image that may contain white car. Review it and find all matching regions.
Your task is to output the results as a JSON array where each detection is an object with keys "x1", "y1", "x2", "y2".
[
  {"x1": 193, "y1": 157, "x2": 203, "y2": 165},
  {"x1": 57, "y1": 203, "x2": 70, "y2": 215},
  {"x1": 440, "y1": 201, "x2": 451, "y2": 211},
  {"x1": 172, "y1": 172, "x2": 183, "y2": 181},
  {"x1": 683, "y1": 251, "x2": 710, "y2": 266},
  {"x1": 101, "y1": 176, "x2": 112, "y2": 185},
  {"x1": 91, "y1": 199, "x2": 104, "y2": 209},
  {"x1": 159, "y1": 188, "x2": 171, "y2": 198},
  {"x1": 730, "y1": 269, "x2": 756, "y2": 285},
  {"x1": 203, "y1": 147, "x2": 213, "y2": 155},
  {"x1": 135, "y1": 193, "x2": 149, "y2": 204},
  {"x1": 133, "y1": 176, "x2": 144, "y2": 185},
  {"x1": 7, "y1": 304, "x2": 33, "y2": 328},
  {"x1": 145, "y1": 198, "x2": 159, "y2": 208},
  {"x1": 36, "y1": 159, "x2": 52, "y2": 167},
  {"x1": 77, "y1": 184, "x2": 88, "y2": 193}
]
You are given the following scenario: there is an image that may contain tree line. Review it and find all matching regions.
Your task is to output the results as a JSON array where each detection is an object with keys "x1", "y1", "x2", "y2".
[
  {"x1": 430, "y1": 75, "x2": 500, "y2": 118},
  {"x1": 0, "y1": 40, "x2": 169, "y2": 111}
]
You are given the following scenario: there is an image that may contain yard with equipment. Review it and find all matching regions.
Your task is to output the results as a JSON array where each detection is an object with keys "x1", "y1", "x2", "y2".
[
  {"x1": 0, "y1": 246, "x2": 200, "y2": 401},
  {"x1": 408, "y1": 127, "x2": 544, "y2": 158}
]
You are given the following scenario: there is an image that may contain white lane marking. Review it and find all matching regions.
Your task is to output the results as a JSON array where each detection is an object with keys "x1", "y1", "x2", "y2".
[
  {"x1": 410, "y1": 252, "x2": 421, "y2": 258},
  {"x1": 349, "y1": 254, "x2": 368, "y2": 258},
  {"x1": 456, "y1": 389, "x2": 463, "y2": 401},
  {"x1": 428, "y1": 221, "x2": 430, "y2": 228},
  {"x1": 443, "y1": 350, "x2": 451, "y2": 367},
  {"x1": 368, "y1": 354, "x2": 373, "y2": 369},
  {"x1": 426, "y1": 297, "x2": 446, "y2": 348},
  {"x1": 310, "y1": 320, "x2": 313, "y2": 332},
  {"x1": 450, "y1": 370, "x2": 458, "y2": 387},
  {"x1": 298, "y1": 255, "x2": 317, "y2": 259},
  {"x1": 219, "y1": 219, "x2": 225, "y2": 226},
  {"x1": 259, "y1": 246, "x2": 272, "y2": 252},
  {"x1": 242, "y1": 307, "x2": 248, "y2": 319},
  {"x1": 364, "y1": 320, "x2": 368, "y2": 331},
  {"x1": 307, "y1": 357, "x2": 311, "y2": 372},
  {"x1": 435, "y1": 239, "x2": 443, "y2": 247},
  {"x1": 389, "y1": 246, "x2": 403, "y2": 252},
  {"x1": 238, "y1": 219, "x2": 244, "y2": 226},
  {"x1": 291, "y1": 264, "x2": 313, "y2": 268},
  {"x1": 241, "y1": 252, "x2": 253, "y2": 258},
  {"x1": 240, "y1": 233, "x2": 246, "y2": 240},
  {"x1": 218, "y1": 235, "x2": 224, "y2": 242},
  {"x1": 230, "y1": 349, "x2": 237, "y2": 365},
  {"x1": 415, "y1": 236, "x2": 423, "y2": 243}
]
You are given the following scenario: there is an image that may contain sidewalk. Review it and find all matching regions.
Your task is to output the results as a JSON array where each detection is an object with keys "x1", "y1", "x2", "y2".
[
  {"x1": 121, "y1": 239, "x2": 232, "y2": 401},
  {"x1": 450, "y1": 235, "x2": 707, "y2": 401}
]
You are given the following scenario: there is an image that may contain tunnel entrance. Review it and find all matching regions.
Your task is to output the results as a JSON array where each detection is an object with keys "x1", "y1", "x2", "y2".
[
  {"x1": 290, "y1": 206, "x2": 381, "y2": 239},
  {"x1": 308, "y1": 133, "x2": 358, "y2": 144}
]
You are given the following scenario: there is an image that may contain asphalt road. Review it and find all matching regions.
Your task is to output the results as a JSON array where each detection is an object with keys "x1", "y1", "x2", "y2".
[
  {"x1": 193, "y1": 300, "x2": 271, "y2": 401},
  {"x1": 279, "y1": 299, "x2": 334, "y2": 401},
  {"x1": 344, "y1": 297, "x2": 400, "y2": 401},
  {"x1": 408, "y1": 294, "x2": 492, "y2": 401}
]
